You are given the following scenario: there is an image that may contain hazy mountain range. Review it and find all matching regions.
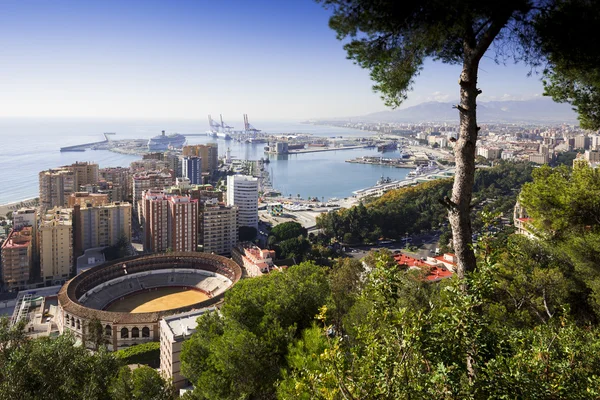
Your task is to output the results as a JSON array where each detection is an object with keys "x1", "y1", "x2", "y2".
[{"x1": 353, "y1": 98, "x2": 579, "y2": 124}]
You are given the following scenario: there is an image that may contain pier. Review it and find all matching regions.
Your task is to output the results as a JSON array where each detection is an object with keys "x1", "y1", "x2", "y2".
[
  {"x1": 60, "y1": 133, "x2": 115, "y2": 152},
  {"x1": 353, "y1": 168, "x2": 456, "y2": 199}
]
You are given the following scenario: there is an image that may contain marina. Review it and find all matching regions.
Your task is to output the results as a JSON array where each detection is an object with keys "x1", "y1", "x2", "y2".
[{"x1": 0, "y1": 118, "x2": 449, "y2": 205}]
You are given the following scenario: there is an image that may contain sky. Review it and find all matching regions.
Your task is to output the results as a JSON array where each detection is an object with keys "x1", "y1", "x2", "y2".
[{"x1": 0, "y1": 0, "x2": 547, "y2": 120}]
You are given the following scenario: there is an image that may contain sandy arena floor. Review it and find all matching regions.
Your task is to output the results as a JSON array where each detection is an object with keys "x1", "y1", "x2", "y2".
[{"x1": 105, "y1": 287, "x2": 209, "y2": 313}]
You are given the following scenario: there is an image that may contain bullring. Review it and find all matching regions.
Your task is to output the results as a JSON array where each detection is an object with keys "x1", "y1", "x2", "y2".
[{"x1": 57, "y1": 252, "x2": 241, "y2": 350}]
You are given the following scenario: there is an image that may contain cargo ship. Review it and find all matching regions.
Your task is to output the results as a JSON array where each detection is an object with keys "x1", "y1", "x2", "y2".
[
  {"x1": 147, "y1": 131, "x2": 186, "y2": 151},
  {"x1": 377, "y1": 141, "x2": 398, "y2": 152}
]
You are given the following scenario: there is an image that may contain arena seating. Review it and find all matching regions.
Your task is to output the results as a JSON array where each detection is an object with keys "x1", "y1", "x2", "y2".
[{"x1": 78, "y1": 269, "x2": 233, "y2": 310}]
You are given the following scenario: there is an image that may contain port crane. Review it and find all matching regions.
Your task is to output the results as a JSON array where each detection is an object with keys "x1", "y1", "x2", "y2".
[
  {"x1": 243, "y1": 114, "x2": 261, "y2": 134},
  {"x1": 208, "y1": 115, "x2": 221, "y2": 130},
  {"x1": 219, "y1": 114, "x2": 233, "y2": 131}
]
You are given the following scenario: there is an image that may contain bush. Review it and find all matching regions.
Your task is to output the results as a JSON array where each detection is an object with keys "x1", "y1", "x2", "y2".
[{"x1": 115, "y1": 342, "x2": 160, "y2": 368}]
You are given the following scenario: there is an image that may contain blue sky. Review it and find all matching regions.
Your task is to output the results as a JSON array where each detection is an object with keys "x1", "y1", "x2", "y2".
[{"x1": 0, "y1": 0, "x2": 546, "y2": 120}]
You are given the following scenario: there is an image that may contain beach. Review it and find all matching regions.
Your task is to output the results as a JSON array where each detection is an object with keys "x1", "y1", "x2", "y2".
[{"x1": 0, "y1": 198, "x2": 38, "y2": 218}]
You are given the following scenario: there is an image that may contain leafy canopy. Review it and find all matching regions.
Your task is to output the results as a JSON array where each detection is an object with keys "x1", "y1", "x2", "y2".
[{"x1": 320, "y1": 0, "x2": 536, "y2": 107}]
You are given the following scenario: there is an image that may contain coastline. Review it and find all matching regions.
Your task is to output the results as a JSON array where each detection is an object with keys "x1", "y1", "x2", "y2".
[{"x1": 0, "y1": 198, "x2": 38, "y2": 217}]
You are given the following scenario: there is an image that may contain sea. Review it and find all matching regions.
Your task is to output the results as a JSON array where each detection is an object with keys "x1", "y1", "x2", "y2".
[{"x1": 0, "y1": 118, "x2": 410, "y2": 205}]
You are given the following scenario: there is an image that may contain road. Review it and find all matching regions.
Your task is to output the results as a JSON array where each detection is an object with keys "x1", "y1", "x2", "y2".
[{"x1": 345, "y1": 231, "x2": 443, "y2": 260}]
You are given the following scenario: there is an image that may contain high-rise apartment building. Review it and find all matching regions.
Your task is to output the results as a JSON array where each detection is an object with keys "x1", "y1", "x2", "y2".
[
  {"x1": 38, "y1": 162, "x2": 99, "y2": 210},
  {"x1": 99, "y1": 167, "x2": 131, "y2": 202},
  {"x1": 39, "y1": 169, "x2": 76, "y2": 209},
  {"x1": 141, "y1": 191, "x2": 170, "y2": 253},
  {"x1": 66, "y1": 161, "x2": 99, "y2": 189},
  {"x1": 1, "y1": 227, "x2": 34, "y2": 291},
  {"x1": 182, "y1": 156, "x2": 202, "y2": 185},
  {"x1": 74, "y1": 202, "x2": 131, "y2": 256},
  {"x1": 68, "y1": 192, "x2": 109, "y2": 208},
  {"x1": 226, "y1": 175, "x2": 258, "y2": 230},
  {"x1": 200, "y1": 199, "x2": 238, "y2": 255},
  {"x1": 39, "y1": 208, "x2": 73, "y2": 286},
  {"x1": 168, "y1": 196, "x2": 198, "y2": 252},
  {"x1": 182, "y1": 144, "x2": 218, "y2": 174},
  {"x1": 574, "y1": 135, "x2": 590, "y2": 150},
  {"x1": 13, "y1": 207, "x2": 37, "y2": 230},
  {"x1": 141, "y1": 191, "x2": 198, "y2": 253},
  {"x1": 132, "y1": 171, "x2": 174, "y2": 218},
  {"x1": 73, "y1": 202, "x2": 132, "y2": 256}
]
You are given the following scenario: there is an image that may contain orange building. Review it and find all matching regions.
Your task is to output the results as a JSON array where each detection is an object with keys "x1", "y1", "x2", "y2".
[{"x1": 1, "y1": 227, "x2": 34, "y2": 291}]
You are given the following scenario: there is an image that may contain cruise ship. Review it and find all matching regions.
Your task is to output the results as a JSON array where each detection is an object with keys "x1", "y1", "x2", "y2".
[{"x1": 147, "y1": 131, "x2": 186, "y2": 151}]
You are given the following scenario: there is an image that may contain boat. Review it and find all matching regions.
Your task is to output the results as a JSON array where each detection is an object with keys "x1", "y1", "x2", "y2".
[
  {"x1": 216, "y1": 131, "x2": 232, "y2": 140},
  {"x1": 247, "y1": 137, "x2": 268, "y2": 144},
  {"x1": 408, "y1": 162, "x2": 438, "y2": 177},
  {"x1": 377, "y1": 141, "x2": 398, "y2": 152},
  {"x1": 376, "y1": 175, "x2": 393, "y2": 185},
  {"x1": 147, "y1": 131, "x2": 186, "y2": 151}
]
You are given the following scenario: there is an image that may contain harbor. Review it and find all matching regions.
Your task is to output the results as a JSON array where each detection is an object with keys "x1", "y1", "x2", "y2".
[{"x1": 353, "y1": 167, "x2": 456, "y2": 199}]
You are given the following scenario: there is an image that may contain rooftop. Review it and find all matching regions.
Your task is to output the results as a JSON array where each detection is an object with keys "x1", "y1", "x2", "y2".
[{"x1": 162, "y1": 307, "x2": 215, "y2": 339}]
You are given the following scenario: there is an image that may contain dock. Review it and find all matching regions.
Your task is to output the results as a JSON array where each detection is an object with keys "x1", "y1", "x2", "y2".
[
  {"x1": 353, "y1": 168, "x2": 456, "y2": 199},
  {"x1": 60, "y1": 133, "x2": 115, "y2": 152},
  {"x1": 282, "y1": 144, "x2": 370, "y2": 155}
]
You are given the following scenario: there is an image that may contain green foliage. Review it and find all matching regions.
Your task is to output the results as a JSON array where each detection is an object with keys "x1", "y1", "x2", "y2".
[
  {"x1": 269, "y1": 221, "x2": 312, "y2": 260},
  {"x1": 521, "y1": 164, "x2": 600, "y2": 238},
  {"x1": 115, "y1": 342, "x2": 161, "y2": 368},
  {"x1": 180, "y1": 262, "x2": 330, "y2": 400},
  {"x1": 0, "y1": 319, "x2": 171, "y2": 399},
  {"x1": 317, "y1": 162, "x2": 534, "y2": 244},
  {"x1": 279, "y1": 257, "x2": 600, "y2": 399},
  {"x1": 238, "y1": 226, "x2": 257, "y2": 242},
  {"x1": 110, "y1": 365, "x2": 174, "y2": 400},
  {"x1": 538, "y1": 0, "x2": 600, "y2": 129},
  {"x1": 103, "y1": 233, "x2": 130, "y2": 261},
  {"x1": 319, "y1": 0, "x2": 539, "y2": 108},
  {"x1": 270, "y1": 221, "x2": 307, "y2": 242},
  {"x1": 86, "y1": 317, "x2": 109, "y2": 351},
  {"x1": 328, "y1": 258, "x2": 365, "y2": 331},
  {"x1": 0, "y1": 327, "x2": 121, "y2": 400}
]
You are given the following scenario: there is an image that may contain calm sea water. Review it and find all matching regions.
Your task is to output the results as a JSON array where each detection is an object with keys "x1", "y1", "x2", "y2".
[{"x1": 0, "y1": 118, "x2": 409, "y2": 205}]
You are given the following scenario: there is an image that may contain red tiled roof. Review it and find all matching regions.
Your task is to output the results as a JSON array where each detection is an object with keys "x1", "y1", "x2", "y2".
[
  {"x1": 394, "y1": 253, "x2": 427, "y2": 267},
  {"x1": 426, "y1": 266, "x2": 453, "y2": 281},
  {"x1": 394, "y1": 252, "x2": 453, "y2": 282}
]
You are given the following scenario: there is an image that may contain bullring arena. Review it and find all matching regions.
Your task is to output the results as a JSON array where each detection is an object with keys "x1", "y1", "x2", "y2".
[{"x1": 57, "y1": 252, "x2": 241, "y2": 350}]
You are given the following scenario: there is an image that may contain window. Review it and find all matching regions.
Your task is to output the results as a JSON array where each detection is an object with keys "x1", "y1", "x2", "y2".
[
  {"x1": 142, "y1": 327, "x2": 150, "y2": 338},
  {"x1": 121, "y1": 327, "x2": 129, "y2": 339},
  {"x1": 105, "y1": 324, "x2": 112, "y2": 336},
  {"x1": 132, "y1": 327, "x2": 139, "y2": 338}
]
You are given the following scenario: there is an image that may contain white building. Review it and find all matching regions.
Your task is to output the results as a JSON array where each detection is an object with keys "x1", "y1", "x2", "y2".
[
  {"x1": 226, "y1": 175, "x2": 258, "y2": 230},
  {"x1": 160, "y1": 308, "x2": 215, "y2": 390}
]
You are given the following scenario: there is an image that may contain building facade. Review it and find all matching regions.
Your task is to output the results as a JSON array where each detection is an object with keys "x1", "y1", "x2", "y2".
[
  {"x1": 141, "y1": 191, "x2": 197, "y2": 253},
  {"x1": 168, "y1": 196, "x2": 198, "y2": 252},
  {"x1": 182, "y1": 144, "x2": 218, "y2": 174},
  {"x1": 231, "y1": 243, "x2": 276, "y2": 277},
  {"x1": 201, "y1": 199, "x2": 238, "y2": 255},
  {"x1": 39, "y1": 208, "x2": 73, "y2": 286},
  {"x1": 99, "y1": 166, "x2": 131, "y2": 202},
  {"x1": 73, "y1": 202, "x2": 132, "y2": 256},
  {"x1": 182, "y1": 156, "x2": 202, "y2": 185},
  {"x1": 132, "y1": 171, "x2": 174, "y2": 218},
  {"x1": 226, "y1": 175, "x2": 258, "y2": 230},
  {"x1": 159, "y1": 308, "x2": 215, "y2": 390},
  {"x1": 1, "y1": 227, "x2": 34, "y2": 291},
  {"x1": 68, "y1": 192, "x2": 109, "y2": 208},
  {"x1": 39, "y1": 169, "x2": 76, "y2": 209}
]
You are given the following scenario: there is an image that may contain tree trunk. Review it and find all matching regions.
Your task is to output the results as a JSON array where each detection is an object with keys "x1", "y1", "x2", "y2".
[{"x1": 449, "y1": 54, "x2": 480, "y2": 279}]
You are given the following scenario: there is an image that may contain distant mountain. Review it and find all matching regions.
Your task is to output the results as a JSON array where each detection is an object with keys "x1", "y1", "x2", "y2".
[{"x1": 356, "y1": 98, "x2": 579, "y2": 124}]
